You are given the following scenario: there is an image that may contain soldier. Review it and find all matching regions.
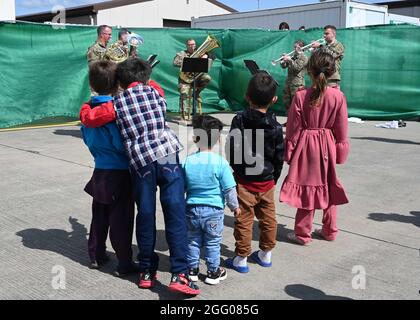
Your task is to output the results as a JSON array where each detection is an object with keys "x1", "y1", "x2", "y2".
[
  {"x1": 173, "y1": 38, "x2": 212, "y2": 119},
  {"x1": 280, "y1": 39, "x2": 308, "y2": 124},
  {"x1": 86, "y1": 25, "x2": 112, "y2": 65},
  {"x1": 105, "y1": 28, "x2": 139, "y2": 63},
  {"x1": 312, "y1": 25, "x2": 345, "y2": 89}
]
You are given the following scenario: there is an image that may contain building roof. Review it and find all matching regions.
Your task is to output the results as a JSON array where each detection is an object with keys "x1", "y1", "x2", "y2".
[
  {"x1": 379, "y1": 0, "x2": 420, "y2": 9},
  {"x1": 17, "y1": 0, "x2": 237, "y2": 21}
]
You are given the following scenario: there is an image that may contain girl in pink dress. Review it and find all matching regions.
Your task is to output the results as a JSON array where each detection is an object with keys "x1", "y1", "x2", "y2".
[{"x1": 280, "y1": 49, "x2": 350, "y2": 245}]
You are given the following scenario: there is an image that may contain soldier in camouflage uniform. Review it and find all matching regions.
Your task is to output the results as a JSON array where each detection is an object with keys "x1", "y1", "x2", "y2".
[
  {"x1": 86, "y1": 25, "x2": 112, "y2": 65},
  {"x1": 312, "y1": 25, "x2": 345, "y2": 88},
  {"x1": 86, "y1": 25, "x2": 112, "y2": 96},
  {"x1": 280, "y1": 40, "x2": 308, "y2": 119},
  {"x1": 173, "y1": 38, "x2": 212, "y2": 118}
]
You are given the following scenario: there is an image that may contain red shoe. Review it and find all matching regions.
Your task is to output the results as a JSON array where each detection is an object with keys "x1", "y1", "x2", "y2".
[
  {"x1": 168, "y1": 273, "x2": 200, "y2": 296},
  {"x1": 138, "y1": 271, "x2": 157, "y2": 289},
  {"x1": 313, "y1": 229, "x2": 335, "y2": 241}
]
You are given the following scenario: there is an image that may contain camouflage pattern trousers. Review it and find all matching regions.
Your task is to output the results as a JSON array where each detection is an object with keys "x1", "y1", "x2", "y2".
[
  {"x1": 282, "y1": 84, "x2": 303, "y2": 115},
  {"x1": 178, "y1": 73, "x2": 211, "y2": 114}
]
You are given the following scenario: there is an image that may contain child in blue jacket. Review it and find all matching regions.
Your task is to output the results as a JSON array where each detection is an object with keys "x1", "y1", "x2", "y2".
[{"x1": 81, "y1": 60, "x2": 136, "y2": 277}]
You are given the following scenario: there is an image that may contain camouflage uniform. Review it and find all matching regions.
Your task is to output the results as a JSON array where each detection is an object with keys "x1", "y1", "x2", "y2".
[
  {"x1": 86, "y1": 41, "x2": 107, "y2": 65},
  {"x1": 173, "y1": 50, "x2": 211, "y2": 115},
  {"x1": 86, "y1": 42, "x2": 108, "y2": 96},
  {"x1": 322, "y1": 40, "x2": 345, "y2": 87},
  {"x1": 281, "y1": 52, "x2": 308, "y2": 115}
]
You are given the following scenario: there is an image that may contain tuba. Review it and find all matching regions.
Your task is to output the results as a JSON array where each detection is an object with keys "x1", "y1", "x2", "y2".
[{"x1": 179, "y1": 35, "x2": 220, "y2": 84}]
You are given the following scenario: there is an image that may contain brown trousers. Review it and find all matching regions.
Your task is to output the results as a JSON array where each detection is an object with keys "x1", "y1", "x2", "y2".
[{"x1": 234, "y1": 183, "x2": 277, "y2": 257}]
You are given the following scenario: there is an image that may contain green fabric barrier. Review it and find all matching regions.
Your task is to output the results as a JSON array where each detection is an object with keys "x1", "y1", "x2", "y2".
[{"x1": 1, "y1": 22, "x2": 419, "y2": 128}]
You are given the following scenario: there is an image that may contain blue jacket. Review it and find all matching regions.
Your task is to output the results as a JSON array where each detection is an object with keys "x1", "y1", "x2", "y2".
[{"x1": 80, "y1": 96, "x2": 129, "y2": 170}]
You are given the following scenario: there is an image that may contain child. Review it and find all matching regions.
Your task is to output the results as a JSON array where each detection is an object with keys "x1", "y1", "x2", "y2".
[
  {"x1": 226, "y1": 72, "x2": 284, "y2": 273},
  {"x1": 280, "y1": 49, "x2": 350, "y2": 245},
  {"x1": 183, "y1": 115, "x2": 240, "y2": 285},
  {"x1": 280, "y1": 39, "x2": 308, "y2": 125},
  {"x1": 80, "y1": 60, "x2": 136, "y2": 277},
  {"x1": 79, "y1": 57, "x2": 199, "y2": 296}
]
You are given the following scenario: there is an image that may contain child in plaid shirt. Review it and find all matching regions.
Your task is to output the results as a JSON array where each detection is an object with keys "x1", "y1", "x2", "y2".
[{"x1": 79, "y1": 57, "x2": 199, "y2": 296}]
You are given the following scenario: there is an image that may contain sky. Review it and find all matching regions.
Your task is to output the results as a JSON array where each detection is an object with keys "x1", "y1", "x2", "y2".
[{"x1": 15, "y1": 0, "x2": 400, "y2": 16}]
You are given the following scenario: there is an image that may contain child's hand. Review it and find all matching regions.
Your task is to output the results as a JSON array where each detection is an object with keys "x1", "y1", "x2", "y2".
[{"x1": 233, "y1": 208, "x2": 241, "y2": 217}]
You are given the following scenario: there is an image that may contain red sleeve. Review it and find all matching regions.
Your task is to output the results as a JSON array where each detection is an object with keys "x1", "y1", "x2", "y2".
[
  {"x1": 148, "y1": 79, "x2": 165, "y2": 98},
  {"x1": 333, "y1": 94, "x2": 350, "y2": 164},
  {"x1": 284, "y1": 92, "x2": 303, "y2": 164},
  {"x1": 79, "y1": 101, "x2": 116, "y2": 128}
]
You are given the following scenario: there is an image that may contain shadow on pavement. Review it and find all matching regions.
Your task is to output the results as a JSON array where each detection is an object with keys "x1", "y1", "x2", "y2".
[
  {"x1": 16, "y1": 217, "x2": 190, "y2": 300},
  {"x1": 285, "y1": 284, "x2": 353, "y2": 300},
  {"x1": 351, "y1": 136, "x2": 420, "y2": 146},
  {"x1": 53, "y1": 129, "x2": 82, "y2": 139},
  {"x1": 368, "y1": 211, "x2": 420, "y2": 228}
]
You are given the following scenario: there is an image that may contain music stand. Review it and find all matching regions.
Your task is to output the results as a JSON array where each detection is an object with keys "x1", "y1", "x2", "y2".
[
  {"x1": 181, "y1": 57, "x2": 209, "y2": 116},
  {"x1": 244, "y1": 59, "x2": 279, "y2": 85},
  {"x1": 147, "y1": 54, "x2": 160, "y2": 69}
]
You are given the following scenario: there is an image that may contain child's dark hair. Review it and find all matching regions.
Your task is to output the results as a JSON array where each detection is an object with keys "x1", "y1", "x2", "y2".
[
  {"x1": 116, "y1": 57, "x2": 152, "y2": 89},
  {"x1": 192, "y1": 114, "x2": 224, "y2": 149},
  {"x1": 246, "y1": 72, "x2": 278, "y2": 107},
  {"x1": 307, "y1": 49, "x2": 336, "y2": 107},
  {"x1": 89, "y1": 60, "x2": 118, "y2": 95}
]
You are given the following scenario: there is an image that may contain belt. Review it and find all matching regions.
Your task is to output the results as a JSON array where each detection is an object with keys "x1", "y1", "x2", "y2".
[{"x1": 304, "y1": 128, "x2": 329, "y2": 161}]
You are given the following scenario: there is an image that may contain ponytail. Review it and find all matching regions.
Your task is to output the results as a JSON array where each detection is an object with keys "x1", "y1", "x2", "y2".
[
  {"x1": 310, "y1": 71, "x2": 328, "y2": 107},
  {"x1": 307, "y1": 49, "x2": 336, "y2": 107}
]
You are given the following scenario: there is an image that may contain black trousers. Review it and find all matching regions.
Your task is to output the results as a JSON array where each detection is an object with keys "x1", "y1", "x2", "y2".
[{"x1": 85, "y1": 169, "x2": 135, "y2": 269}]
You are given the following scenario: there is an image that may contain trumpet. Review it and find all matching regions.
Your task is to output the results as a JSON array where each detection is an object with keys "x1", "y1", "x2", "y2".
[{"x1": 271, "y1": 38, "x2": 326, "y2": 66}]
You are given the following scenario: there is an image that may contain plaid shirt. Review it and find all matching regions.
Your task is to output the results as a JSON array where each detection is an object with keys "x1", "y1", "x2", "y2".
[{"x1": 114, "y1": 83, "x2": 183, "y2": 170}]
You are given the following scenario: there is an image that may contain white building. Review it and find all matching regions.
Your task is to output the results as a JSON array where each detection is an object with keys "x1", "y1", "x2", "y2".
[
  {"x1": 191, "y1": 0, "x2": 420, "y2": 29},
  {"x1": 379, "y1": 0, "x2": 420, "y2": 19},
  {"x1": 0, "y1": 0, "x2": 15, "y2": 21},
  {"x1": 17, "y1": 0, "x2": 236, "y2": 27}
]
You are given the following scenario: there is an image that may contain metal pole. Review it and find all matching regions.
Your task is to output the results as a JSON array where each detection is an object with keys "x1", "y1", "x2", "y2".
[{"x1": 192, "y1": 74, "x2": 197, "y2": 116}]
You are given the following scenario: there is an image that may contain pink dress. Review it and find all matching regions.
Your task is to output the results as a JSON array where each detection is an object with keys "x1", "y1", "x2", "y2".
[{"x1": 280, "y1": 87, "x2": 350, "y2": 210}]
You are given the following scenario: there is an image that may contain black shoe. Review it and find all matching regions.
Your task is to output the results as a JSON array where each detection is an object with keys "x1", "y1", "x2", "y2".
[
  {"x1": 398, "y1": 120, "x2": 407, "y2": 128},
  {"x1": 188, "y1": 267, "x2": 199, "y2": 282},
  {"x1": 113, "y1": 263, "x2": 139, "y2": 278},
  {"x1": 204, "y1": 267, "x2": 227, "y2": 285},
  {"x1": 89, "y1": 254, "x2": 110, "y2": 269}
]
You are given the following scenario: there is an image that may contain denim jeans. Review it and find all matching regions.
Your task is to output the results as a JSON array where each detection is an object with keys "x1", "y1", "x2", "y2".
[
  {"x1": 131, "y1": 153, "x2": 188, "y2": 274},
  {"x1": 186, "y1": 205, "x2": 224, "y2": 272}
]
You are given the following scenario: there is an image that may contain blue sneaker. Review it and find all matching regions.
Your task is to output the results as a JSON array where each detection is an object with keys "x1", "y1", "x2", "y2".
[
  {"x1": 250, "y1": 251, "x2": 272, "y2": 268},
  {"x1": 225, "y1": 257, "x2": 249, "y2": 273}
]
